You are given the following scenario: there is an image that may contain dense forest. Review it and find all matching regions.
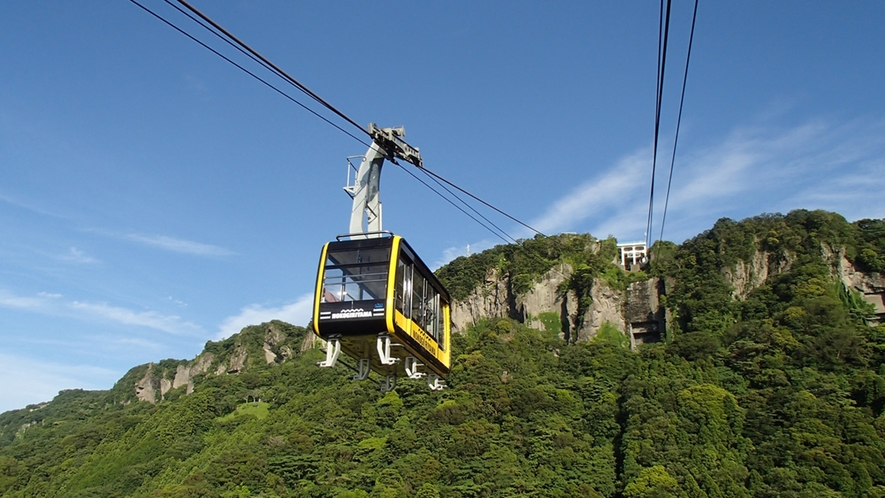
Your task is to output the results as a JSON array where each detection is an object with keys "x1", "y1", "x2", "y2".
[{"x1": 0, "y1": 210, "x2": 884, "y2": 497}]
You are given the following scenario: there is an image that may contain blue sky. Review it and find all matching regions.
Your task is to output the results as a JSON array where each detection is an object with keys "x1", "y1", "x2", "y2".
[{"x1": 1, "y1": 1, "x2": 883, "y2": 412}]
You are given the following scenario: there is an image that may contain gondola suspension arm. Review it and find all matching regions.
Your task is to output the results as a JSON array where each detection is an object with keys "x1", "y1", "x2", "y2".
[{"x1": 345, "y1": 124, "x2": 422, "y2": 238}]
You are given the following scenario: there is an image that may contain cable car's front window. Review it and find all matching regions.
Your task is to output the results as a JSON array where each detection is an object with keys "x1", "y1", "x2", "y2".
[
  {"x1": 325, "y1": 247, "x2": 389, "y2": 266},
  {"x1": 322, "y1": 247, "x2": 390, "y2": 303}
]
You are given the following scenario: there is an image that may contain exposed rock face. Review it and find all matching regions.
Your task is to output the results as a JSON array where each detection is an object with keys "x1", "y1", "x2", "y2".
[
  {"x1": 624, "y1": 278, "x2": 666, "y2": 347},
  {"x1": 214, "y1": 344, "x2": 251, "y2": 375},
  {"x1": 450, "y1": 269, "x2": 515, "y2": 332},
  {"x1": 516, "y1": 264, "x2": 572, "y2": 323},
  {"x1": 301, "y1": 331, "x2": 318, "y2": 352},
  {"x1": 228, "y1": 346, "x2": 247, "y2": 373},
  {"x1": 136, "y1": 354, "x2": 216, "y2": 403},
  {"x1": 830, "y1": 247, "x2": 885, "y2": 321},
  {"x1": 724, "y1": 250, "x2": 793, "y2": 299},
  {"x1": 263, "y1": 324, "x2": 292, "y2": 363},
  {"x1": 724, "y1": 244, "x2": 882, "y2": 317},
  {"x1": 135, "y1": 365, "x2": 159, "y2": 403},
  {"x1": 137, "y1": 350, "x2": 249, "y2": 403},
  {"x1": 449, "y1": 265, "x2": 661, "y2": 346},
  {"x1": 172, "y1": 353, "x2": 214, "y2": 395},
  {"x1": 450, "y1": 265, "x2": 588, "y2": 341},
  {"x1": 132, "y1": 321, "x2": 305, "y2": 403},
  {"x1": 577, "y1": 282, "x2": 625, "y2": 343},
  {"x1": 263, "y1": 344, "x2": 278, "y2": 363}
]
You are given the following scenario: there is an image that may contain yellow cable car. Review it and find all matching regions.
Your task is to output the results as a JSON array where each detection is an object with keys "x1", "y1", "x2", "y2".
[
  {"x1": 312, "y1": 234, "x2": 451, "y2": 390},
  {"x1": 312, "y1": 124, "x2": 450, "y2": 390}
]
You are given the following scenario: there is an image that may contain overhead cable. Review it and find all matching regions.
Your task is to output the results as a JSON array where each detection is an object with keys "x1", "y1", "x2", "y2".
[
  {"x1": 176, "y1": 0, "x2": 370, "y2": 138},
  {"x1": 658, "y1": 0, "x2": 699, "y2": 243},
  {"x1": 128, "y1": 0, "x2": 369, "y2": 146},
  {"x1": 160, "y1": 0, "x2": 365, "y2": 140},
  {"x1": 393, "y1": 163, "x2": 514, "y2": 245},
  {"x1": 415, "y1": 167, "x2": 521, "y2": 243},
  {"x1": 645, "y1": 0, "x2": 673, "y2": 248},
  {"x1": 131, "y1": 0, "x2": 543, "y2": 247},
  {"x1": 416, "y1": 166, "x2": 546, "y2": 237}
]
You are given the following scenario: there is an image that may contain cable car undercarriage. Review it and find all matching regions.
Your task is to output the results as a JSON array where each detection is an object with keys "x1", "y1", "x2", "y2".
[{"x1": 318, "y1": 333, "x2": 445, "y2": 391}]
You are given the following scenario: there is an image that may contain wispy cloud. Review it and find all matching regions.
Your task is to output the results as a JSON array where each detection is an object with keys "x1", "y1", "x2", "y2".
[
  {"x1": 217, "y1": 294, "x2": 314, "y2": 340},
  {"x1": 105, "y1": 336, "x2": 164, "y2": 350},
  {"x1": 527, "y1": 117, "x2": 885, "y2": 245},
  {"x1": 0, "y1": 192, "x2": 72, "y2": 220},
  {"x1": 530, "y1": 148, "x2": 651, "y2": 236},
  {"x1": 432, "y1": 239, "x2": 497, "y2": 270},
  {"x1": 0, "y1": 289, "x2": 202, "y2": 336},
  {"x1": 0, "y1": 353, "x2": 116, "y2": 414},
  {"x1": 431, "y1": 117, "x2": 885, "y2": 270},
  {"x1": 166, "y1": 296, "x2": 188, "y2": 307},
  {"x1": 0, "y1": 290, "x2": 48, "y2": 310},
  {"x1": 69, "y1": 301, "x2": 202, "y2": 335},
  {"x1": 126, "y1": 234, "x2": 235, "y2": 256},
  {"x1": 650, "y1": 119, "x2": 885, "y2": 242},
  {"x1": 59, "y1": 247, "x2": 97, "y2": 264}
]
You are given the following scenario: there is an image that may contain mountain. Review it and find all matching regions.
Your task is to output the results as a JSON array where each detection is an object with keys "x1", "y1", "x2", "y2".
[
  {"x1": 0, "y1": 209, "x2": 883, "y2": 497},
  {"x1": 440, "y1": 211, "x2": 884, "y2": 340}
]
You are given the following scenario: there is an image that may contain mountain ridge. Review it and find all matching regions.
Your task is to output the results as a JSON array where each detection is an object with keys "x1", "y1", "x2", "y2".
[{"x1": 0, "y1": 209, "x2": 883, "y2": 497}]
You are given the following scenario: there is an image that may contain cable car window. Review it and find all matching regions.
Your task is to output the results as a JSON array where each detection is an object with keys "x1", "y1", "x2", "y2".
[
  {"x1": 395, "y1": 258, "x2": 407, "y2": 315},
  {"x1": 412, "y1": 270, "x2": 426, "y2": 329},
  {"x1": 325, "y1": 247, "x2": 389, "y2": 266},
  {"x1": 427, "y1": 293, "x2": 440, "y2": 342},
  {"x1": 322, "y1": 247, "x2": 389, "y2": 303},
  {"x1": 322, "y1": 266, "x2": 387, "y2": 303}
]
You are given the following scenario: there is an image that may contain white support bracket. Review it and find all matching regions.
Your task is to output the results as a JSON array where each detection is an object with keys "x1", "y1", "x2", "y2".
[
  {"x1": 376, "y1": 334, "x2": 400, "y2": 366},
  {"x1": 404, "y1": 357, "x2": 426, "y2": 379},
  {"x1": 317, "y1": 337, "x2": 341, "y2": 368},
  {"x1": 380, "y1": 375, "x2": 398, "y2": 392},
  {"x1": 426, "y1": 374, "x2": 446, "y2": 391},
  {"x1": 353, "y1": 358, "x2": 371, "y2": 381}
]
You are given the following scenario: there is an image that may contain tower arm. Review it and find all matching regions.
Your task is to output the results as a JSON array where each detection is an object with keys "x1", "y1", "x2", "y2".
[{"x1": 347, "y1": 125, "x2": 422, "y2": 237}]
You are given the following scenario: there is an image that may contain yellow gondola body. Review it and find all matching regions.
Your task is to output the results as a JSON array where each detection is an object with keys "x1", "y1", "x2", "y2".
[{"x1": 312, "y1": 234, "x2": 451, "y2": 382}]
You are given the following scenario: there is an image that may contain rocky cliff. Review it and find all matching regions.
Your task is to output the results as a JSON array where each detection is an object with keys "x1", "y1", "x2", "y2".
[
  {"x1": 450, "y1": 242, "x2": 884, "y2": 346},
  {"x1": 830, "y1": 246, "x2": 885, "y2": 320},
  {"x1": 449, "y1": 262, "x2": 665, "y2": 345},
  {"x1": 133, "y1": 321, "x2": 307, "y2": 404}
]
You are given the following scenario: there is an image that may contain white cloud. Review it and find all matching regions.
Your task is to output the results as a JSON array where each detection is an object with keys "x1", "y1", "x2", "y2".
[
  {"x1": 0, "y1": 353, "x2": 115, "y2": 414},
  {"x1": 437, "y1": 246, "x2": 469, "y2": 267},
  {"x1": 0, "y1": 290, "x2": 49, "y2": 310},
  {"x1": 431, "y1": 117, "x2": 885, "y2": 263},
  {"x1": 519, "y1": 117, "x2": 885, "y2": 246},
  {"x1": 0, "y1": 192, "x2": 71, "y2": 220},
  {"x1": 107, "y1": 336, "x2": 163, "y2": 350},
  {"x1": 68, "y1": 301, "x2": 202, "y2": 335},
  {"x1": 0, "y1": 289, "x2": 202, "y2": 335},
  {"x1": 217, "y1": 294, "x2": 314, "y2": 340},
  {"x1": 166, "y1": 296, "x2": 188, "y2": 307},
  {"x1": 431, "y1": 239, "x2": 497, "y2": 269},
  {"x1": 126, "y1": 234, "x2": 235, "y2": 256},
  {"x1": 650, "y1": 119, "x2": 885, "y2": 242},
  {"x1": 60, "y1": 246, "x2": 97, "y2": 264},
  {"x1": 529, "y1": 149, "x2": 651, "y2": 235}
]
